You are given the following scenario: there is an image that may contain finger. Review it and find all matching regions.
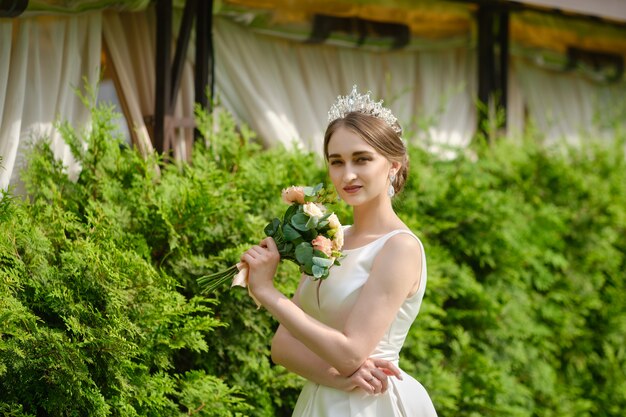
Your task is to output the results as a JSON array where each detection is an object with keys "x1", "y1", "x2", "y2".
[
  {"x1": 355, "y1": 379, "x2": 372, "y2": 393},
  {"x1": 372, "y1": 359, "x2": 403, "y2": 380},
  {"x1": 241, "y1": 252, "x2": 255, "y2": 265},
  {"x1": 250, "y1": 245, "x2": 265, "y2": 254},
  {"x1": 245, "y1": 246, "x2": 266, "y2": 261},
  {"x1": 371, "y1": 369, "x2": 388, "y2": 393},
  {"x1": 261, "y1": 237, "x2": 278, "y2": 252},
  {"x1": 242, "y1": 246, "x2": 265, "y2": 262},
  {"x1": 368, "y1": 376, "x2": 382, "y2": 394}
]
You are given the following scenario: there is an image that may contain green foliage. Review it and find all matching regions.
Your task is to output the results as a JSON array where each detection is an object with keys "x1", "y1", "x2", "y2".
[
  {"x1": 1, "y1": 99, "x2": 625, "y2": 417},
  {"x1": 395, "y1": 136, "x2": 626, "y2": 417}
]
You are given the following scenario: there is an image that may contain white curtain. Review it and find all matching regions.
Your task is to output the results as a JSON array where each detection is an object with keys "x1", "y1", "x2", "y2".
[
  {"x1": 213, "y1": 17, "x2": 476, "y2": 155},
  {"x1": 511, "y1": 56, "x2": 626, "y2": 144},
  {"x1": 0, "y1": 13, "x2": 101, "y2": 192}
]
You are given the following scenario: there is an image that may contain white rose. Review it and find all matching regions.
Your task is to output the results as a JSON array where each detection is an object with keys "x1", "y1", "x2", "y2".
[
  {"x1": 303, "y1": 202, "x2": 324, "y2": 218},
  {"x1": 328, "y1": 213, "x2": 341, "y2": 229},
  {"x1": 332, "y1": 226, "x2": 344, "y2": 250}
]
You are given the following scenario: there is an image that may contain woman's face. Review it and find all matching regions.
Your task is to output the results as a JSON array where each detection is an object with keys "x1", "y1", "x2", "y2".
[{"x1": 327, "y1": 126, "x2": 394, "y2": 207}]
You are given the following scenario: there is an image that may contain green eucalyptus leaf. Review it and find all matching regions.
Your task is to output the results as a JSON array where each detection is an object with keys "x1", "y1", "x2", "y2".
[
  {"x1": 295, "y1": 242, "x2": 313, "y2": 265},
  {"x1": 282, "y1": 242, "x2": 294, "y2": 254},
  {"x1": 303, "y1": 185, "x2": 317, "y2": 197},
  {"x1": 282, "y1": 223, "x2": 302, "y2": 241},
  {"x1": 291, "y1": 212, "x2": 310, "y2": 231},
  {"x1": 264, "y1": 218, "x2": 280, "y2": 237},
  {"x1": 312, "y1": 183, "x2": 323, "y2": 194},
  {"x1": 300, "y1": 262, "x2": 314, "y2": 276},
  {"x1": 312, "y1": 264, "x2": 325, "y2": 278},
  {"x1": 283, "y1": 203, "x2": 298, "y2": 223},
  {"x1": 312, "y1": 256, "x2": 333, "y2": 268},
  {"x1": 305, "y1": 215, "x2": 319, "y2": 230}
]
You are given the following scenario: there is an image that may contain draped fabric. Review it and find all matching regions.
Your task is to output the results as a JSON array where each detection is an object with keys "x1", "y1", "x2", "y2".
[
  {"x1": 102, "y1": 5, "x2": 196, "y2": 160},
  {"x1": 213, "y1": 16, "x2": 477, "y2": 155},
  {"x1": 102, "y1": 9, "x2": 156, "y2": 157},
  {"x1": 0, "y1": 12, "x2": 101, "y2": 192},
  {"x1": 510, "y1": 56, "x2": 626, "y2": 144}
]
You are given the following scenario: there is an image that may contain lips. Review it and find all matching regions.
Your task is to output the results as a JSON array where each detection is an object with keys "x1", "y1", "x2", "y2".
[{"x1": 343, "y1": 185, "x2": 362, "y2": 194}]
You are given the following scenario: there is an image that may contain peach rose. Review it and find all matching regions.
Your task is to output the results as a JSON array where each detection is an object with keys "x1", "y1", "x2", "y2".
[
  {"x1": 282, "y1": 186, "x2": 305, "y2": 205},
  {"x1": 332, "y1": 226, "x2": 344, "y2": 251},
  {"x1": 328, "y1": 213, "x2": 341, "y2": 229},
  {"x1": 312, "y1": 235, "x2": 333, "y2": 257},
  {"x1": 303, "y1": 202, "x2": 324, "y2": 218}
]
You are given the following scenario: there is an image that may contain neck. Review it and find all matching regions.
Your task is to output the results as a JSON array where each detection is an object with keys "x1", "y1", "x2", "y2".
[{"x1": 351, "y1": 195, "x2": 399, "y2": 235}]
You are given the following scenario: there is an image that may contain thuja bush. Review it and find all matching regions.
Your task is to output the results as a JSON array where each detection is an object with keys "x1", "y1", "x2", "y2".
[
  {"x1": 396, "y1": 136, "x2": 626, "y2": 417},
  {"x1": 0, "y1": 102, "x2": 330, "y2": 416},
  {"x1": 1, "y1": 98, "x2": 625, "y2": 417}
]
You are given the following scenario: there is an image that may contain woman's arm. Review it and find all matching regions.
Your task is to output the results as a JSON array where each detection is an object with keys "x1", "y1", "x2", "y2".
[
  {"x1": 271, "y1": 278, "x2": 402, "y2": 393},
  {"x1": 270, "y1": 277, "x2": 347, "y2": 389},
  {"x1": 272, "y1": 324, "x2": 345, "y2": 388},
  {"x1": 244, "y1": 233, "x2": 422, "y2": 376}
]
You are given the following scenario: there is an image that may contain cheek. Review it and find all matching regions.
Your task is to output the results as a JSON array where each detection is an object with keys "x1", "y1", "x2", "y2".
[{"x1": 328, "y1": 167, "x2": 342, "y2": 184}]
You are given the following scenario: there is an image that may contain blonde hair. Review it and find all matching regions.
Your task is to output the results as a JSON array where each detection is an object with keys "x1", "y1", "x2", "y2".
[{"x1": 323, "y1": 112, "x2": 409, "y2": 195}]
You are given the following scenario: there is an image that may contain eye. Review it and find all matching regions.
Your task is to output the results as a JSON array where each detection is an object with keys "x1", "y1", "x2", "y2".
[
  {"x1": 355, "y1": 157, "x2": 371, "y2": 163},
  {"x1": 329, "y1": 160, "x2": 343, "y2": 166}
]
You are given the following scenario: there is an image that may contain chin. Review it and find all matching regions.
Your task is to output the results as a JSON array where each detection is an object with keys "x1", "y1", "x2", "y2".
[{"x1": 342, "y1": 194, "x2": 368, "y2": 207}]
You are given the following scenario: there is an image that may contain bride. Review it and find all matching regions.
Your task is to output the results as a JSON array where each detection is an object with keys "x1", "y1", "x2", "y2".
[{"x1": 242, "y1": 86, "x2": 438, "y2": 416}]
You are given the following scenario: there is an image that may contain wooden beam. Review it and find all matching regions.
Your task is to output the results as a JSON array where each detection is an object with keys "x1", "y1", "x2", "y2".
[
  {"x1": 477, "y1": 3, "x2": 509, "y2": 138},
  {"x1": 154, "y1": 0, "x2": 215, "y2": 152},
  {"x1": 195, "y1": 0, "x2": 214, "y2": 114},
  {"x1": 154, "y1": 0, "x2": 173, "y2": 154},
  {"x1": 0, "y1": 0, "x2": 28, "y2": 17},
  {"x1": 498, "y1": 10, "x2": 509, "y2": 114},
  {"x1": 170, "y1": 0, "x2": 196, "y2": 112}
]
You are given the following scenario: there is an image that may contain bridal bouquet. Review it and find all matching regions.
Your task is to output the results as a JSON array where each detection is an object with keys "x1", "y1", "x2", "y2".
[{"x1": 197, "y1": 183, "x2": 344, "y2": 302}]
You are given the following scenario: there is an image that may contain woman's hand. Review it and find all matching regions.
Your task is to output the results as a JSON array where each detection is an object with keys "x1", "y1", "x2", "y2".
[
  {"x1": 345, "y1": 358, "x2": 403, "y2": 395},
  {"x1": 241, "y1": 237, "x2": 281, "y2": 297}
]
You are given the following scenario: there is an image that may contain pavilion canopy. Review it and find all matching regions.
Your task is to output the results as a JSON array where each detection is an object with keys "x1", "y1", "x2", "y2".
[
  {"x1": 216, "y1": 0, "x2": 626, "y2": 59},
  {"x1": 24, "y1": 0, "x2": 151, "y2": 14}
]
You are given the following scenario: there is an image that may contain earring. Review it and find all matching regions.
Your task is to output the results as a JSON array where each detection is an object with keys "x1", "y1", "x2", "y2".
[{"x1": 388, "y1": 173, "x2": 396, "y2": 198}]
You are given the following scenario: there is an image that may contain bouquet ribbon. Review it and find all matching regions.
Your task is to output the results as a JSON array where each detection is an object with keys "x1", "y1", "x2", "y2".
[{"x1": 231, "y1": 262, "x2": 262, "y2": 308}]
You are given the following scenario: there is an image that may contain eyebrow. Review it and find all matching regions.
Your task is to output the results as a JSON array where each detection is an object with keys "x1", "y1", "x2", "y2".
[{"x1": 328, "y1": 151, "x2": 375, "y2": 159}]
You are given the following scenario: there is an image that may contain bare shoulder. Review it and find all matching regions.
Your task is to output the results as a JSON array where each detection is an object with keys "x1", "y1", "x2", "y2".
[
  {"x1": 382, "y1": 231, "x2": 422, "y2": 257},
  {"x1": 369, "y1": 231, "x2": 423, "y2": 295},
  {"x1": 374, "y1": 231, "x2": 423, "y2": 273}
]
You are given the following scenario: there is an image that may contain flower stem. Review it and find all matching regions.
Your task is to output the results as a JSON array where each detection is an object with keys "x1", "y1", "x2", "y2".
[{"x1": 197, "y1": 264, "x2": 239, "y2": 294}]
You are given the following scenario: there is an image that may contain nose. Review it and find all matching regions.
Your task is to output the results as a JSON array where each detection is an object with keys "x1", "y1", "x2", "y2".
[{"x1": 342, "y1": 163, "x2": 357, "y2": 183}]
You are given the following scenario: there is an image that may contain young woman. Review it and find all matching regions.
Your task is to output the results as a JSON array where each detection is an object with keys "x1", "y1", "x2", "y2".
[{"x1": 242, "y1": 87, "x2": 438, "y2": 416}]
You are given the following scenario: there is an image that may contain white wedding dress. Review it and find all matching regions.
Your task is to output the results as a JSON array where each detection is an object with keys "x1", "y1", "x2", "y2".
[{"x1": 293, "y1": 228, "x2": 438, "y2": 417}]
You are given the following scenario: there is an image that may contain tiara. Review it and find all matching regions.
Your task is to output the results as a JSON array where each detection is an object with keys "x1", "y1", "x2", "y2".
[{"x1": 327, "y1": 85, "x2": 402, "y2": 136}]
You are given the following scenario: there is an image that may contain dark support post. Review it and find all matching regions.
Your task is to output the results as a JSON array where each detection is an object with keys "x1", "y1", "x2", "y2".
[
  {"x1": 195, "y1": 0, "x2": 214, "y2": 138},
  {"x1": 0, "y1": 0, "x2": 29, "y2": 17},
  {"x1": 154, "y1": 0, "x2": 173, "y2": 154},
  {"x1": 153, "y1": 0, "x2": 215, "y2": 152},
  {"x1": 170, "y1": 0, "x2": 196, "y2": 111},
  {"x1": 477, "y1": 4, "x2": 509, "y2": 139},
  {"x1": 498, "y1": 11, "x2": 509, "y2": 116}
]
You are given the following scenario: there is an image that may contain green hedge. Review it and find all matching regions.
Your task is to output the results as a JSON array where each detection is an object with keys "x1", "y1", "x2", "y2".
[{"x1": 1, "y1": 102, "x2": 625, "y2": 416}]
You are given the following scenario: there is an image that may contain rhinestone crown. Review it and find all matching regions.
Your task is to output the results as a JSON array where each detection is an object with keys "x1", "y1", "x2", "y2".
[{"x1": 327, "y1": 85, "x2": 402, "y2": 136}]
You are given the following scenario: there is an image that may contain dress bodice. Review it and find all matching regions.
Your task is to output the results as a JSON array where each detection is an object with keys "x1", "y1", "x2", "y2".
[
  {"x1": 292, "y1": 227, "x2": 437, "y2": 416},
  {"x1": 298, "y1": 227, "x2": 427, "y2": 364}
]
